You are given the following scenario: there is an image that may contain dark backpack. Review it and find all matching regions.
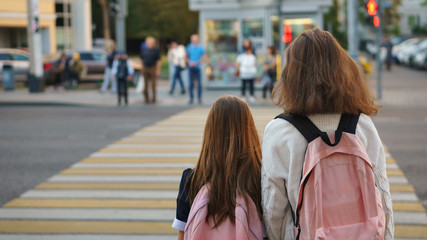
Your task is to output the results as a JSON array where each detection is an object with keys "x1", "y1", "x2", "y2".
[{"x1": 116, "y1": 59, "x2": 128, "y2": 79}]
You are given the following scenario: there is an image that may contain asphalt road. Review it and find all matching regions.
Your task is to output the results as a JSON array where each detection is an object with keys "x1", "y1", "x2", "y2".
[{"x1": 0, "y1": 105, "x2": 188, "y2": 205}]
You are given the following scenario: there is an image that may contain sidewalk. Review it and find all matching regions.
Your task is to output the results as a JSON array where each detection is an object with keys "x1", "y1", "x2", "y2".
[{"x1": 0, "y1": 79, "x2": 274, "y2": 107}]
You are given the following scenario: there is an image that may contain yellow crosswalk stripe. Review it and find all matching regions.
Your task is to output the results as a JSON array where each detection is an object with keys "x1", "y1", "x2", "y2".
[
  {"x1": 0, "y1": 220, "x2": 176, "y2": 234},
  {"x1": 395, "y1": 225, "x2": 427, "y2": 238},
  {"x1": 35, "y1": 182, "x2": 179, "y2": 190},
  {"x1": 3, "y1": 199, "x2": 175, "y2": 209},
  {"x1": 393, "y1": 202, "x2": 426, "y2": 212},
  {"x1": 386, "y1": 157, "x2": 396, "y2": 164},
  {"x1": 81, "y1": 157, "x2": 197, "y2": 163},
  {"x1": 60, "y1": 168, "x2": 184, "y2": 175},
  {"x1": 390, "y1": 184, "x2": 415, "y2": 192},
  {"x1": 98, "y1": 148, "x2": 201, "y2": 153},
  {"x1": 386, "y1": 169, "x2": 405, "y2": 177}
]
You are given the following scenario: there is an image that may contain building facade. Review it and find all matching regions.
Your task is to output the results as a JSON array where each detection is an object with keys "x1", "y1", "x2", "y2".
[
  {"x1": 189, "y1": 0, "x2": 332, "y2": 87},
  {"x1": 398, "y1": 0, "x2": 427, "y2": 35},
  {"x1": 0, "y1": 0, "x2": 92, "y2": 55}
]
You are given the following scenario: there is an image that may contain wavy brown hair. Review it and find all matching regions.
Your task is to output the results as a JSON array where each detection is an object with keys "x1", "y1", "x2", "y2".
[
  {"x1": 187, "y1": 95, "x2": 262, "y2": 228},
  {"x1": 273, "y1": 28, "x2": 378, "y2": 115}
]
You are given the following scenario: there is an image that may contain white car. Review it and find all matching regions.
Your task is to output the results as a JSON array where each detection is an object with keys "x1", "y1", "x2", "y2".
[
  {"x1": 393, "y1": 38, "x2": 422, "y2": 64},
  {"x1": 0, "y1": 48, "x2": 30, "y2": 82},
  {"x1": 413, "y1": 49, "x2": 427, "y2": 70},
  {"x1": 397, "y1": 38, "x2": 427, "y2": 66}
]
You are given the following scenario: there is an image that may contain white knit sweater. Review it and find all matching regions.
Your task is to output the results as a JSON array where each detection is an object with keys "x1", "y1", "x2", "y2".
[{"x1": 261, "y1": 113, "x2": 394, "y2": 240}]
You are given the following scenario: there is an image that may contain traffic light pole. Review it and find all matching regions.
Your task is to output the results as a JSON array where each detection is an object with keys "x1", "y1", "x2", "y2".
[
  {"x1": 375, "y1": 0, "x2": 383, "y2": 100},
  {"x1": 26, "y1": 0, "x2": 44, "y2": 93},
  {"x1": 115, "y1": 0, "x2": 127, "y2": 51},
  {"x1": 347, "y1": 0, "x2": 359, "y2": 62}
]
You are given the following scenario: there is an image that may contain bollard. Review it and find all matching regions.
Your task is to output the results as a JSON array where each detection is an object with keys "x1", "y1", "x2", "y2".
[{"x1": 2, "y1": 64, "x2": 14, "y2": 91}]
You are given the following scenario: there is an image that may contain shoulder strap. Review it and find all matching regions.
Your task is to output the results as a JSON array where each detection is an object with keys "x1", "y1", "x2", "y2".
[
  {"x1": 337, "y1": 113, "x2": 360, "y2": 134},
  {"x1": 275, "y1": 114, "x2": 322, "y2": 143}
]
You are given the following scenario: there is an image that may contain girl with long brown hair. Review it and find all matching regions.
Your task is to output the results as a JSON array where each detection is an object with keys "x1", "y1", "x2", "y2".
[
  {"x1": 172, "y1": 95, "x2": 264, "y2": 239},
  {"x1": 261, "y1": 29, "x2": 394, "y2": 239}
]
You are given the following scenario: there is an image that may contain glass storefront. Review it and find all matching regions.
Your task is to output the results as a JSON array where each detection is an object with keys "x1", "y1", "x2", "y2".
[{"x1": 203, "y1": 15, "x2": 318, "y2": 87}]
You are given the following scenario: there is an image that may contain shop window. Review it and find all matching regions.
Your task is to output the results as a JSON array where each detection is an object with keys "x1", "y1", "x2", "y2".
[
  {"x1": 204, "y1": 19, "x2": 239, "y2": 85},
  {"x1": 242, "y1": 19, "x2": 263, "y2": 38}
]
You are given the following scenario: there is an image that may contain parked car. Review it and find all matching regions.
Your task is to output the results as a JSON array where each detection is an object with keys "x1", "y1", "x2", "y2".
[
  {"x1": 413, "y1": 48, "x2": 427, "y2": 70},
  {"x1": 395, "y1": 38, "x2": 424, "y2": 65},
  {"x1": 0, "y1": 48, "x2": 30, "y2": 82},
  {"x1": 400, "y1": 39, "x2": 427, "y2": 66},
  {"x1": 43, "y1": 50, "x2": 107, "y2": 87}
]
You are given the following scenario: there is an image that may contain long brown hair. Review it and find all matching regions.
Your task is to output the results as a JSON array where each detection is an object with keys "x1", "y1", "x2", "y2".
[
  {"x1": 187, "y1": 95, "x2": 262, "y2": 227},
  {"x1": 273, "y1": 28, "x2": 378, "y2": 116}
]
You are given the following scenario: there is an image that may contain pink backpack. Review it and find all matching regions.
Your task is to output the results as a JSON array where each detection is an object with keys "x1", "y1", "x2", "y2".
[
  {"x1": 276, "y1": 114, "x2": 385, "y2": 240},
  {"x1": 184, "y1": 185, "x2": 263, "y2": 240}
]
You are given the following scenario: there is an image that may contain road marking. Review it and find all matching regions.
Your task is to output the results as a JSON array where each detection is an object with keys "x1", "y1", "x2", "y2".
[
  {"x1": 21, "y1": 190, "x2": 177, "y2": 199},
  {"x1": 90, "y1": 152, "x2": 199, "y2": 158},
  {"x1": 48, "y1": 175, "x2": 181, "y2": 183},
  {"x1": 393, "y1": 202, "x2": 427, "y2": 212},
  {"x1": 60, "y1": 168, "x2": 185, "y2": 175},
  {"x1": 81, "y1": 157, "x2": 197, "y2": 163},
  {"x1": 395, "y1": 225, "x2": 427, "y2": 238},
  {"x1": 107, "y1": 144, "x2": 202, "y2": 149},
  {"x1": 386, "y1": 157, "x2": 396, "y2": 164},
  {"x1": 0, "y1": 208, "x2": 175, "y2": 221},
  {"x1": 98, "y1": 148, "x2": 201, "y2": 153},
  {"x1": 386, "y1": 163, "x2": 399, "y2": 170},
  {"x1": 394, "y1": 211, "x2": 427, "y2": 225},
  {"x1": 35, "y1": 182, "x2": 180, "y2": 190},
  {"x1": 387, "y1": 169, "x2": 405, "y2": 176},
  {"x1": 388, "y1": 176, "x2": 409, "y2": 185},
  {"x1": 3, "y1": 199, "x2": 175, "y2": 209},
  {"x1": 0, "y1": 220, "x2": 176, "y2": 234},
  {"x1": 71, "y1": 162, "x2": 195, "y2": 169},
  {"x1": 132, "y1": 132, "x2": 203, "y2": 137},
  {"x1": 0, "y1": 235, "x2": 177, "y2": 240},
  {"x1": 390, "y1": 184, "x2": 416, "y2": 193},
  {"x1": 390, "y1": 192, "x2": 420, "y2": 202}
]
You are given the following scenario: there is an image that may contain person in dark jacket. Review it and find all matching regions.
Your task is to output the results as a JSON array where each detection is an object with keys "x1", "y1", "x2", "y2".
[
  {"x1": 140, "y1": 37, "x2": 161, "y2": 104},
  {"x1": 111, "y1": 50, "x2": 134, "y2": 106}
]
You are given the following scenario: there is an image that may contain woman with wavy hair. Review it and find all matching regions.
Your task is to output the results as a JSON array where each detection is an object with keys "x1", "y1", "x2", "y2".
[
  {"x1": 261, "y1": 29, "x2": 394, "y2": 239},
  {"x1": 172, "y1": 95, "x2": 264, "y2": 239}
]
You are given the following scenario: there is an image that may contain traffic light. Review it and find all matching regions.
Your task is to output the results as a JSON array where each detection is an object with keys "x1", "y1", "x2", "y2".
[
  {"x1": 365, "y1": 0, "x2": 380, "y2": 28},
  {"x1": 282, "y1": 25, "x2": 292, "y2": 43},
  {"x1": 110, "y1": 0, "x2": 120, "y2": 16}
]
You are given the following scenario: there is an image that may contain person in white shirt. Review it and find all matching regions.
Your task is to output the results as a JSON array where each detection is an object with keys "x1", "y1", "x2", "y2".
[
  {"x1": 168, "y1": 41, "x2": 187, "y2": 95},
  {"x1": 261, "y1": 29, "x2": 394, "y2": 240},
  {"x1": 236, "y1": 46, "x2": 257, "y2": 103}
]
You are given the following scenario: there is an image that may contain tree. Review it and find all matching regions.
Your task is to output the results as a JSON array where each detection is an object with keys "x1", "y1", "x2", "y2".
[
  {"x1": 126, "y1": 0, "x2": 198, "y2": 49},
  {"x1": 323, "y1": 0, "x2": 347, "y2": 48},
  {"x1": 96, "y1": 0, "x2": 111, "y2": 41}
]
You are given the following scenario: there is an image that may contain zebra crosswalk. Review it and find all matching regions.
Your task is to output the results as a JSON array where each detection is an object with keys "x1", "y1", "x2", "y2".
[{"x1": 0, "y1": 108, "x2": 426, "y2": 239}]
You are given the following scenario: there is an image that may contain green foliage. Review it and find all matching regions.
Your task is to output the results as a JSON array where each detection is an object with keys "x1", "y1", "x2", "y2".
[
  {"x1": 323, "y1": 0, "x2": 348, "y2": 49},
  {"x1": 383, "y1": 0, "x2": 402, "y2": 35},
  {"x1": 126, "y1": 0, "x2": 198, "y2": 45}
]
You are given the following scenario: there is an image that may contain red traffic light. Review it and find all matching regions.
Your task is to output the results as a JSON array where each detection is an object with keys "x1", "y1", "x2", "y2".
[
  {"x1": 282, "y1": 25, "x2": 292, "y2": 43},
  {"x1": 366, "y1": 0, "x2": 378, "y2": 16},
  {"x1": 373, "y1": 16, "x2": 380, "y2": 27}
]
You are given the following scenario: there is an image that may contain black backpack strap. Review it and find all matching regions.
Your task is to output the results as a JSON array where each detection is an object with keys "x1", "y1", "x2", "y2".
[
  {"x1": 275, "y1": 114, "x2": 321, "y2": 143},
  {"x1": 337, "y1": 113, "x2": 360, "y2": 134}
]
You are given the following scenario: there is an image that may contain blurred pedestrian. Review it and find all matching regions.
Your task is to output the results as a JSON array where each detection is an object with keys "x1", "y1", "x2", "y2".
[
  {"x1": 236, "y1": 44, "x2": 257, "y2": 103},
  {"x1": 241, "y1": 38, "x2": 256, "y2": 56},
  {"x1": 186, "y1": 34, "x2": 206, "y2": 104},
  {"x1": 168, "y1": 41, "x2": 186, "y2": 95},
  {"x1": 382, "y1": 36, "x2": 393, "y2": 71},
  {"x1": 48, "y1": 52, "x2": 68, "y2": 91},
  {"x1": 100, "y1": 43, "x2": 117, "y2": 93},
  {"x1": 66, "y1": 52, "x2": 84, "y2": 89},
  {"x1": 261, "y1": 46, "x2": 277, "y2": 99},
  {"x1": 111, "y1": 50, "x2": 134, "y2": 106},
  {"x1": 141, "y1": 37, "x2": 161, "y2": 104}
]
